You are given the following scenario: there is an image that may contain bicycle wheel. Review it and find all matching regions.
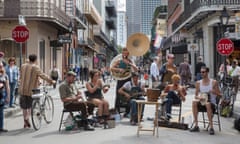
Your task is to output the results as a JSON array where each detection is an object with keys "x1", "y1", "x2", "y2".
[
  {"x1": 31, "y1": 100, "x2": 42, "y2": 130},
  {"x1": 43, "y1": 95, "x2": 54, "y2": 124}
]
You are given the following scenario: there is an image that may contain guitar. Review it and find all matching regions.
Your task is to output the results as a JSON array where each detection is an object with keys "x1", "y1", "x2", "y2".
[{"x1": 123, "y1": 88, "x2": 146, "y2": 100}]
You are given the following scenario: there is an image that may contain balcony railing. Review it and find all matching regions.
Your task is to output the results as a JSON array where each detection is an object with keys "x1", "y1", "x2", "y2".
[
  {"x1": 20, "y1": 1, "x2": 69, "y2": 26},
  {"x1": 172, "y1": 0, "x2": 240, "y2": 32},
  {"x1": 84, "y1": 0, "x2": 102, "y2": 25},
  {"x1": 93, "y1": 26, "x2": 110, "y2": 45}
]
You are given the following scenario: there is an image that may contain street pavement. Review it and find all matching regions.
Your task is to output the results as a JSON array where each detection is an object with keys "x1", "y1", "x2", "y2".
[{"x1": 2, "y1": 80, "x2": 240, "y2": 144}]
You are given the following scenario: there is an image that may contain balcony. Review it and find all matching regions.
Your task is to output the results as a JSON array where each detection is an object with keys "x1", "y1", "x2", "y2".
[
  {"x1": 105, "y1": 0, "x2": 117, "y2": 17},
  {"x1": 84, "y1": 0, "x2": 102, "y2": 25},
  {"x1": 0, "y1": 1, "x2": 70, "y2": 30},
  {"x1": 78, "y1": 37, "x2": 96, "y2": 52},
  {"x1": 74, "y1": 8, "x2": 87, "y2": 29},
  {"x1": 93, "y1": 26, "x2": 110, "y2": 46},
  {"x1": 106, "y1": 18, "x2": 116, "y2": 30},
  {"x1": 172, "y1": 0, "x2": 240, "y2": 32}
]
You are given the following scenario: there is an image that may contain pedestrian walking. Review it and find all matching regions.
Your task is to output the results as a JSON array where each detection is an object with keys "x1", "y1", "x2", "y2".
[
  {"x1": 5, "y1": 57, "x2": 19, "y2": 108},
  {"x1": 179, "y1": 58, "x2": 191, "y2": 85}
]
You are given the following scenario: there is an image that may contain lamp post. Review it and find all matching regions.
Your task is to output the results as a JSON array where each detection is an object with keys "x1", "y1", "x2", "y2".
[
  {"x1": 68, "y1": 21, "x2": 73, "y2": 71},
  {"x1": 219, "y1": 6, "x2": 230, "y2": 79}
]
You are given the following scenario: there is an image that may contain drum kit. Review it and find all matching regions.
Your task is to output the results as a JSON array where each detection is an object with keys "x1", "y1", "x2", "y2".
[{"x1": 110, "y1": 33, "x2": 150, "y2": 80}]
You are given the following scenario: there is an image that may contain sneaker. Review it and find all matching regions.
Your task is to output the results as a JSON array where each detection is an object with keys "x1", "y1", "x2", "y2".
[
  {"x1": 0, "y1": 129, "x2": 8, "y2": 132},
  {"x1": 190, "y1": 126, "x2": 200, "y2": 132},
  {"x1": 209, "y1": 128, "x2": 215, "y2": 135}
]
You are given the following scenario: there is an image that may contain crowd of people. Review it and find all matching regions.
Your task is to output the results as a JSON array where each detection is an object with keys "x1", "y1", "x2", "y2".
[{"x1": 1, "y1": 48, "x2": 240, "y2": 136}]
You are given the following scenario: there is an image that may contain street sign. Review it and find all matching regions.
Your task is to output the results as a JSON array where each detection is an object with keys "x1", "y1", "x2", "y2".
[
  {"x1": 216, "y1": 38, "x2": 234, "y2": 56},
  {"x1": 12, "y1": 25, "x2": 29, "y2": 43},
  {"x1": 58, "y1": 35, "x2": 72, "y2": 44}
]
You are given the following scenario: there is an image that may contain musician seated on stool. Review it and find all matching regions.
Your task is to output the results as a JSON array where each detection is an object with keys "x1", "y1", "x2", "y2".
[
  {"x1": 85, "y1": 69, "x2": 110, "y2": 124},
  {"x1": 59, "y1": 71, "x2": 95, "y2": 131},
  {"x1": 118, "y1": 72, "x2": 145, "y2": 125},
  {"x1": 190, "y1": 66, "x2": 221, "y2": 135},
  {"x1": 160, "y1": 74, "x2": 186, "y2": 121}
]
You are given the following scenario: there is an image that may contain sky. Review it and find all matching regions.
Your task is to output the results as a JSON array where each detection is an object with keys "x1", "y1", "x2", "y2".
[{"x1": 117, "y1": 0, "x2": 126, "y2": 12}]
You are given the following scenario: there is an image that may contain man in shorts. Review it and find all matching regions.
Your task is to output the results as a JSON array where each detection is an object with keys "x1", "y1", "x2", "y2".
[
  {"x1": 18, "y1": 54, "x2": 55, "y2": 128},
  {"x1": 190, "y1": 67, "x2": 221, "y2": 135}
]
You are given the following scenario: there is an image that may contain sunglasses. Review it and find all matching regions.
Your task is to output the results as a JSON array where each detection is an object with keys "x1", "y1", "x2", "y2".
[{"x1": 201, "y1": 71, "x2": 206, "y2": 73}]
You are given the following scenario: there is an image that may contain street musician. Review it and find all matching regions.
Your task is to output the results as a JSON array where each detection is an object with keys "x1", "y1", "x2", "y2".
[{"x1": 118, "y1": 72, "x2": 145, "y2": 125}]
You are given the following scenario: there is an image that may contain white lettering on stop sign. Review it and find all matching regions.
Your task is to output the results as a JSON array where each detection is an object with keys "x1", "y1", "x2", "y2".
[
  {"x1": 218, "y1": 43, "x2": 233, "y2": 51},
  {"x1": 13, "y1": 31, "x2": 29, "y2": 38}
]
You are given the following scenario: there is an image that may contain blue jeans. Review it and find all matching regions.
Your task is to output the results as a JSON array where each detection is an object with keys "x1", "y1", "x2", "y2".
[
  {"x1": 129, "y1": 96, "x2": 145, "y2": 116},
  {"x1": 9, "y1": 82, "x2": 17, "y2": 106},
  {"x1": 165, "y1": 91, "x2": 181, "y2": 117},
  {"x1": 0, "y1": 105, "x2": 4, "y2": 129},
  {"x1": 196, "y1": 73, "x2": 202, "y2": 81}
]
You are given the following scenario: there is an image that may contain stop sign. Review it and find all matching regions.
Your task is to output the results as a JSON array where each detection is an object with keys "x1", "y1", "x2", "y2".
[
  {"x1": 12, "y1": 25, "x2": 29, "y2": 43},
  {"x1": 216, "y1": 38, "x2": 234, "y2": 56}
]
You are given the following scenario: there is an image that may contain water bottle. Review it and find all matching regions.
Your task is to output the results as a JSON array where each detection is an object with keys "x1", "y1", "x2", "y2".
[{"x1": 114, "y1": 113, "x2": 121, "y2": 124}]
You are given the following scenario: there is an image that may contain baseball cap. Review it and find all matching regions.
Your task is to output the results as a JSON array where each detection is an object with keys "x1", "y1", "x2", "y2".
[{"x1": 67, "y1": 71, "x2": 76, "y2": 76}]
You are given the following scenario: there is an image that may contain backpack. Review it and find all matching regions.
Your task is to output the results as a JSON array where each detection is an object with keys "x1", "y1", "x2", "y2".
[{"x1": 51, "y1": 70, "x2": 58, "y2": 78}]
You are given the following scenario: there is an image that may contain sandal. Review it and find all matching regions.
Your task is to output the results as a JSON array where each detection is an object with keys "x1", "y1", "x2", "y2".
[{"x1": 24, "y1": 119, "x2": 31, "y2": 128}]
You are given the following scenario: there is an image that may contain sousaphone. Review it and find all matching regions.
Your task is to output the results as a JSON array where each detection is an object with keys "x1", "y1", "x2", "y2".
[
  {"x1": 127, "y1": 33, "x2": 150, "y2": 56},
  {"x1": 110, "y1": 54, "x2": 133, "y2": 80}
]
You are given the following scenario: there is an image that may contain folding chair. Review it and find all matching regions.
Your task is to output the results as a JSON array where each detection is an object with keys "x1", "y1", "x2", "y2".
[
  {"x1": 171, "y1": 101, "x2": 182, "y2": 123},
  {"x1": 191, "y1": 96, "x2": 222, "y2": 131},
  {"x1": 58, "y1": 108, "x2": 80, "y2": 131}
]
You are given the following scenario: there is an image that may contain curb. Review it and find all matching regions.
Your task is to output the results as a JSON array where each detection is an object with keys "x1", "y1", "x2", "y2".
[{"x1": 4, "y1": 107, "x2": 21, "y2": 118}]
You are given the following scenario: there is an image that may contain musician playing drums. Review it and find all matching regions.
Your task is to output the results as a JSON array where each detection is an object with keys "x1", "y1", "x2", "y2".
[
  {"x1": 111, "y1": 48, "x2": 138, "y2": 116},
  {"x1": 118, "y1": 72, "x2": 145, "y2": 125}
]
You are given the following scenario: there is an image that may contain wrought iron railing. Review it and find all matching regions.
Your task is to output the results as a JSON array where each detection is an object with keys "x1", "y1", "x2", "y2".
[{"x1": 172, "y1": 0, "x2": 240, "y2": 32}]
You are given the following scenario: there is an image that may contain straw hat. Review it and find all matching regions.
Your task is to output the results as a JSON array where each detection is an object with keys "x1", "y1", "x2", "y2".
[{"x1": 126, "y1": 33, "x2": 150, "y2": 56}]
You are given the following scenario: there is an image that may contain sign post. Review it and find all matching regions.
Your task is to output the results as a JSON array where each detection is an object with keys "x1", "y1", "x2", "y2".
[
  {"x1": 216, "y1": 38, "x2": 234, "y2": 80},
  {"x1": 12, "y1": 25, "x2": 29, "y2": 67}
]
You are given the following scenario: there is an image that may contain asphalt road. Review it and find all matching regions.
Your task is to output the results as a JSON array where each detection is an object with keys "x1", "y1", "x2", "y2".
[{"x1": 1, "y1": 80, "x2": 240, "y2": 144}]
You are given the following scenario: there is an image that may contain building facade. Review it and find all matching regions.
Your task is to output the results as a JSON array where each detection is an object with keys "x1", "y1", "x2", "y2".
[{"x1": 162, "y1": 0, "x2": 240, "y2": 78}]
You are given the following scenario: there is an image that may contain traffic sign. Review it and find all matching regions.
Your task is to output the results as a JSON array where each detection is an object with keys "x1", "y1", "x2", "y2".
[
  {"x1": 12, "y1": 25, "x2": 29, "y2": 43},
  {"x1": 216, "y1": 38, "x2": 234, "y2": 56},
  {"x1": 58, "y1": 35, "x2": 72, "y2": 44}
]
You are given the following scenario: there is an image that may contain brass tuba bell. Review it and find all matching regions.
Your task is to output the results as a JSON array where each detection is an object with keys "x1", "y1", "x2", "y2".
[{"x1": 126, "y1": 33, "x2": 150, "y2": 56}]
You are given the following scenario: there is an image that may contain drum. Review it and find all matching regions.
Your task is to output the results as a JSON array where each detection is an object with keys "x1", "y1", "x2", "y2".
[{"x1": 146, "y1": 89, "x2": 161, "y2": 102}]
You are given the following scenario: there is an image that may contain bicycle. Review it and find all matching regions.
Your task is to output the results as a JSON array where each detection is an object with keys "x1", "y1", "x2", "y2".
[
  {"x1": 31, "y1": 85, "x2": 54, "y2": 130},
  {"x1": 220, "y1": 76, "x2": 236, "y2": 117}
]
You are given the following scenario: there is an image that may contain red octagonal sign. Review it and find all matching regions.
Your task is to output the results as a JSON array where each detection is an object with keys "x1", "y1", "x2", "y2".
[
  {"x1": 12, "y1": 25, "x2": 29, "y2": 43},
  {"x1": 216, "y1": 38, "x2": 234, "y2": 56}
]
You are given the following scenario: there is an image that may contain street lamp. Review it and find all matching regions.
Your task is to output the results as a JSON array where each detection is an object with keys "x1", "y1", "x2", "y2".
[
  {"x1": 219, "y1": 6, "x2": 230, "y2": 79},
  {"x1": 220, "y1": 7, "x2": 230, "y2": 26},
  {"x1": 68, "y1": 21, "x2": 73, "y2": 70}
]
